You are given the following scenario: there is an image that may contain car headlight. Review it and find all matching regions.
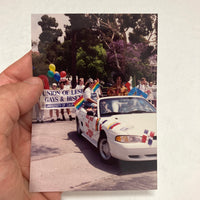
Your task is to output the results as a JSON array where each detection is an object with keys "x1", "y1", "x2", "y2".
[{"x1": 115, "y1": 135, "x2": 142, "y2": 143}]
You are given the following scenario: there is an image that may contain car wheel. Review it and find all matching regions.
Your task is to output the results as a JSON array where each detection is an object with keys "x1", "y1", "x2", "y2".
[
  {"x1": 76, "y1": 118, "x2": 82, "y2": 136},
  {"x1": 98, "y1": 136, "x2": 114, "y2": 163}
]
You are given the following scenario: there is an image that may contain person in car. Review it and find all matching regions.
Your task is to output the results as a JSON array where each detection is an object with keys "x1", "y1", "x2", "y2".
[{"x1": 100, "y1": 100, "x2": 112, "y2": 114}]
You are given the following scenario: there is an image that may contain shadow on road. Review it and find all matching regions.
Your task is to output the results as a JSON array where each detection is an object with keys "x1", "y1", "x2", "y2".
[
  {"x1": 117, "y1": 160, "x2": 157, "y2": 175},
  {"x1": 67, "y1": 131, "x2": 157, "y2": 176},
  {"x1": 31, "y1": 144, "x2": 61, "y2": 161},
  {"x1": 31, "y1": 145, "x2": 60, "y2": 156}
]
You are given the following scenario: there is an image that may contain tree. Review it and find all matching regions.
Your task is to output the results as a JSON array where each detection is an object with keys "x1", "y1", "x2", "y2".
[
  {"x1": 76, "y1": 43, "x2": 107, "y2": 80},
  {"x1": 40, "y1": 14, "x2": 157, "y2": 86},
  {"x1": 63, "y1": 14, "x2": 100, "y2": 87},
  {"x1": 85, "y1": 14, "x2": 157, "y2": 81},
  {"x1": 38, "y1": 15, "x2": 63, "y2": 55},
  {"x1": 106, "y1": 40, "x2": 152, "y2": 84},
  {"x1": 35, "y1": 15, "x2": 64, "y2": 80}
]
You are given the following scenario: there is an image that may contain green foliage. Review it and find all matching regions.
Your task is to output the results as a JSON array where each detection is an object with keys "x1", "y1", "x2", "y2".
[{"x1": 76, "y1": 44, "x2": 107, "y2": 80}]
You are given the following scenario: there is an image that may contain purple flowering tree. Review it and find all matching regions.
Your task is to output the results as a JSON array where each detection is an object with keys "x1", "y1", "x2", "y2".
[
  {"x1": 86, "y1": 14, "x2": 157, "y2": 82},
  {"x1": 107, "y1": 40, "x2": 152, "y2": 82}
]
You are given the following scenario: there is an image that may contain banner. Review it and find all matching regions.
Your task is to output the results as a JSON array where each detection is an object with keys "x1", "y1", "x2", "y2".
[{"x1": 39, "y1": 89, "x2": 83, "y2": 110}]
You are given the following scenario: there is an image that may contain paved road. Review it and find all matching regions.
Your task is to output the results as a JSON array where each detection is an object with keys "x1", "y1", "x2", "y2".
[{"x1": 30, "y1": 111, "x2": 157, "y2": 192}]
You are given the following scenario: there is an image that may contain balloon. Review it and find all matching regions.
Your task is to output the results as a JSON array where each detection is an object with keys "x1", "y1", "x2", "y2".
[
  {"x1": 38, "y1": 75, "x2": 49, "y2": 89},
  {"x1": 47, "y1": 70, "x2": 54, "y2": 78},
  {"x1": 54, "y1": 71, "x2": 59, "y2": 74},
  {"x1": 60, "y1": 71, "x2": 67, "y2": 78},
  {"x1": 54, "y1": 73, "x2": 60, "y2": 82},
  {"x1": 49, "y1": 64, "x2": 56, "y2": 72}
]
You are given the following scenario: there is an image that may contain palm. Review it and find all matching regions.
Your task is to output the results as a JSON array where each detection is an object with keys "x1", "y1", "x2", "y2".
[{"x1": 0, "y1": 52, "x2": 61, "y2": 200}]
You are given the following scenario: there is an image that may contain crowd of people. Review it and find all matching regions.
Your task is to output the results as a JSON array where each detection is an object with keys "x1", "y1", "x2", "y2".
[
  {"x1": 35, "y1": 74, "x2": 157, "y2": 123},
  {"x1": 136, "y1": 77, "x2": 157, "y2": 107}
]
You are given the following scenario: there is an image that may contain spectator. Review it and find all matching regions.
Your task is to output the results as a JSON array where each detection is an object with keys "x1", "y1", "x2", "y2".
[
  {"x1": 107, "y1": 74, "x2": 128, "y2": 96},
  {"x1": 35, "y1": 101, "x2": 44, "y2": 123},
  {"x1": 49, "y1": 83, "x2": 60, "y2": 122},
  {"x1": 75, "y1": 78, "x2": 85, "y2": 90},
  {"x1": 136, "y1": 77, "x2": 148, "y2": 93},
  {"x1": 147, "y1": 81, "x2": 154, "y2": 104},
  {"x1": 152, "y1": 82, "x2": 157, "y2": 107},
  {"x1": 59, "y1": 81, "x2": 73, "y2": 121},
  {"x1": 35, "y1": 76, "x2": 50, "y2": 123},
  {"x1": 64, "y1": 79, "x2": 71, "y2": 90}
]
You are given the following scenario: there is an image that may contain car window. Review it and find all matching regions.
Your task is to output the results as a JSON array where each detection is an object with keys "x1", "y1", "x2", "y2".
[{"x1": 99, "y1": 97, "x2": 156, "y2": 117}]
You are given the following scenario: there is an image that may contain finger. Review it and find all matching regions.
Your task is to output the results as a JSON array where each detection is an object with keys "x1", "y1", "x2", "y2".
[
  {"x1": 0, "y1": 76, "x2": 43, "y2": 200},
  {"x1": 0, "y1": 51, "x2": 32, "y2": 86},
  {"x1": 30, "y1": 192, "x2": 62, "y2": 200},
  {"x1": 42, "y1": 192, "x2": 62, "y2": 200},
  {"x1": 0, "y1": 77, "x2": 43, "y2": 137},
  {"x1": 23, "y1": 178, "x2": 62, "y2": 200}
]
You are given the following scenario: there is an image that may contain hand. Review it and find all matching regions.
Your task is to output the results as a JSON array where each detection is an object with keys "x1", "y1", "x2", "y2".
[{"x1": 0, "y1": 52, "x2": 61, "y2": 200}]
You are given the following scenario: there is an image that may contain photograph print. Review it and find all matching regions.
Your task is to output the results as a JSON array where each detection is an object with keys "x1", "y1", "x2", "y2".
[{"x1": 30, "y1": 13, "x2": 158, "y2": 192}]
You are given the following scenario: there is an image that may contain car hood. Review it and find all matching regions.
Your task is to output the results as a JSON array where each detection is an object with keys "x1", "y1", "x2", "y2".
[{"x1": 101, "y1": 113, "x2": 156, "y2": 136}]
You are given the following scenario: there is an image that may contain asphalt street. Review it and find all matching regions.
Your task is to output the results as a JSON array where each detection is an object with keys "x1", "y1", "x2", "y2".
[{"x1": 30, "y1": 109, "x2": 157, "y2": 192}]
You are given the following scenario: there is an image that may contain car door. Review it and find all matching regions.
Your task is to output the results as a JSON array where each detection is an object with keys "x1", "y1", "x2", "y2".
[{"x1": 82, "y1": 112, "x2": 99, "y2": 147}]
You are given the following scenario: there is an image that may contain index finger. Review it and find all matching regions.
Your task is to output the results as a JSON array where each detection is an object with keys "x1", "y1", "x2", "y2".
[{"x1": 0, "y1": 51, "x2": 32, "y2": 86}]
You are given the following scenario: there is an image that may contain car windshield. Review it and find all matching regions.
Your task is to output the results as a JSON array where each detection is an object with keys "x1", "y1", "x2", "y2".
[{"x1": 99, "y1": 97, "x2": 156, "y2": 117}]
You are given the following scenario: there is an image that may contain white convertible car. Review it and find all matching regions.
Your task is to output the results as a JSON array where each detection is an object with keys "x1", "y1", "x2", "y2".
[{"x1": 76, "y1": 96, "x2": 157, "y2": 163}]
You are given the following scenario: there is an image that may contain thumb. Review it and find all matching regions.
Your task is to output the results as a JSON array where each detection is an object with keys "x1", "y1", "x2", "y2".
[{"x1": 0, "y1": 77, "x2": 43, "y2": 136}]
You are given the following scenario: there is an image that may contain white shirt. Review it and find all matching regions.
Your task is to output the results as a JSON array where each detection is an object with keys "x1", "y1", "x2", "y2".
[
  {"x1": 147, "y1": 85, "x2": 154, "y2": 100},
  {"x1": 95, "y1": 87, "x2": 102, "y2": 96},
  {"x1": 75, "y1": 84, "x2": 85, "y2": 90},
  {"x1": 137, "y1": 84, "x2": 147, "y2": 93},
  {"x1": 152, "y1": 85, "x2": 157, "y2": 100},
  {"x1": 64, "y1": 84, "x2": 71, "y2": 90},
  {"x1": 83, "y1": 87, "x2": 98, "y2": 102},
  {"x1": 83, "y1": 87, "x2": 93, "y2": 101}
]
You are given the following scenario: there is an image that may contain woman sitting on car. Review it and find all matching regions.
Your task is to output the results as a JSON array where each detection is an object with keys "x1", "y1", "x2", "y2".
[{"x1": 83, "y1": 78, "x2": 99, "y2": 108}]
